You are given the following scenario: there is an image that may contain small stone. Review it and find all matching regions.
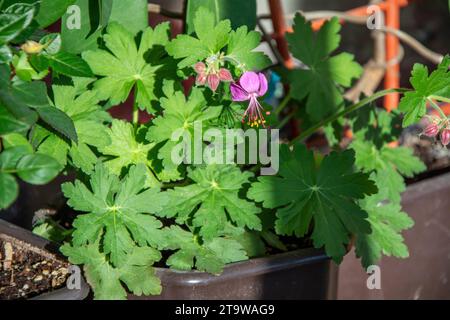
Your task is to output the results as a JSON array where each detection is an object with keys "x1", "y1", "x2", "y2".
[
  {"x1": 22, "y1": 284, "x2": 29, "y2": 290},
  {"x1": 42, "y1": 270, "x2": 49, "y2": 275},
  {"x1": 34, "y1": 275, "x2": 43, "y2": 282}
]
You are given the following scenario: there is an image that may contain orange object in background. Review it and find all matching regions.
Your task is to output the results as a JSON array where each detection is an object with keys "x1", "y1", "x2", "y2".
[{"x1": 384, "y1": 0, "x2": 401, "y2": 112}]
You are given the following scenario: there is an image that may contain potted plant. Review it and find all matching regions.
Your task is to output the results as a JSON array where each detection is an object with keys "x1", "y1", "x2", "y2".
[{"x1": 0, "y1": 0, "x2": 448, "y2": 300}]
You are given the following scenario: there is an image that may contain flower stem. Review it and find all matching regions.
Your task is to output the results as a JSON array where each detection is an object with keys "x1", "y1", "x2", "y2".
[
  {"x1": 132, "y1": 89, "x2": 139, "y2": 128},
  {"x1": 429, "y1": 95, "x2": 450, "y2": 104},
  {"x1": 427, "y1": 98, "x2": 447, "y2": 119},
  {"x1": 276, "y1": 111, "x2": 295, "y2": 129},
  {"x1": 289, "y1": 88, "x2": 409, "y2": 146},
  {"x1": 275, "y1": 92, "x2": 292, "y2": 115}
]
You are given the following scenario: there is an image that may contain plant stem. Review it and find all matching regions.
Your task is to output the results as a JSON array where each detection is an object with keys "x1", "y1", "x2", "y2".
[
  {"x1": 289, "y1": 88, "x2": 409, "y2": 146},
  {"x1": 276, "y1": 111, "x2": 295, "y2": 129},
  {"x1": 429, "y1": 95, "x2": 450, "y2": 104},
  {"x1": 132, "y1": 91, "x2": 139, "y2": 129},
  {"x1": 427, "y1": 98, "x2": 448, "y2": 119},
  {"x1": 275, "y1": 92, "x2": 292, "y2": 115}
]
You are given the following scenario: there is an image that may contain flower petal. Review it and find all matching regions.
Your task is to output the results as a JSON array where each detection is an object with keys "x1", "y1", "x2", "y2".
[
  {"x1": 230, "y1": 83, "x2": 249, "y2": 101},
  {"x1": 194, "y1": 62, "x2": 206, "y2": 74},
  {"x1": 257, "y1": 73, "x2": 268, "y2": 96},
  {"x1": 208, "y1": 74, "x2": 220, "y2": 92},
  {"x1": 218, "y1": 68, "x2": 233, "y2": 82},
  {"x1": 239, "y1": 71, "x2": 261, "y2": 94}
]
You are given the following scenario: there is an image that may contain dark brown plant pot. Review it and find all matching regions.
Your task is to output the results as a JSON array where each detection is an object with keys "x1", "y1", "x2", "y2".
[
  {"x1": 0, "y1": 219, "x2": 89, "y2": 300},
  {"x1": 129, "y1": 248, "x2": 338, "y2": 300}
]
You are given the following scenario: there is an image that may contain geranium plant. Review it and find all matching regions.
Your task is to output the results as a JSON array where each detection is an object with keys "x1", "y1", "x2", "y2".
[{"x1": 1, "y1": 1, "x2": 449, "y2": 300}]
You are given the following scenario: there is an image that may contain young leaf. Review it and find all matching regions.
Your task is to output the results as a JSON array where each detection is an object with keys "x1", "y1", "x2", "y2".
[
  {"x1": 62, "y1": 163, "x2": 168, "y2": 267},
  {"x1": 166, "y1": 7, "x2": 270, "y2": 70},
  {"x1": 82, "y1": 22, "x2": 170, "y2": 112},
  {"x1": 399, "y1": 56, "x2": 450, "y2": 126},
  {"x1": 355, "y1": 194, "x2": 414, "y2": 268},
  {"x1": 157, "y1": 164, "x2": 262, "y2": 240},
  {"x1": 99, "y1": 119, "x2": 157, "y2": 183},
  {"x1": 248, "y1": 144, "x2": 377, "y2": 263},
  {"x1": 61, "y1": 242, "x2": 162, "y2": 300},
  {"x1": 285, "y1": 14, "x2": 363, "y2": 121}
]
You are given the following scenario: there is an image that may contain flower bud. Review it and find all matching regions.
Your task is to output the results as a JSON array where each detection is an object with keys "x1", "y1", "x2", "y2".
[
  {"x1": 21, "y1": 41, "x2": 44, "y2": 54},
  {"x1": 440, "y1": 128, "x2": 450, "y2": 146},
  {"x1": 423, "y1": 123, "x2": 440, "y2": 137},
  {"x1": 218, "y1": 68, "x2": 233, "y2": 82}
]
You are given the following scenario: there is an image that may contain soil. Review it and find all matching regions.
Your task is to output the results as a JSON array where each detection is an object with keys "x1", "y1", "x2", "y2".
[{"x1": 0, "y1": 233, "x2": 69, "y2": 300}]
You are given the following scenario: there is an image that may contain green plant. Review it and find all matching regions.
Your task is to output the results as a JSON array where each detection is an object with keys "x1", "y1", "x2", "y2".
[{"x1": 1, "y1": 1, "x2": 449, "y2": 300}]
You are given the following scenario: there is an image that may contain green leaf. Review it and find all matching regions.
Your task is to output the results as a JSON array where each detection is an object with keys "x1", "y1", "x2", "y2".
[
  {"x1": 10, "y1": 81, "x2": 78, "y2": 142},
  {"x1": 167, "y1": 7, "x2": 269, "y2": 70},
  {"x1": 47, "y1": 51, "x2": 93, "y2": 77},
  {"x1": 0, "y1": 172, "x2": 17, "y2": 209},
  {"x1": 36, "y1": 0, "x2": 76, "y2": 27},
  {"x1": 2, "y1": 133, "x2": 33, "y2": 152},
  {"x1": 62, "y1": 163, "x2": 168, "y2": 267},
  {"x1": 104, "y1": 0, "x2": 148, "y2": 35},
  {"x1": 16, "y1": 154, "x2": 62, "y2": 184},
  {"x1": 145, "y1": 84, "x2": 221, "y2": 181},
  {"x1": 0, "y1": 3, "x2": 35, "y2": 45},
  {"x1": 0, "y1": 81, "x2": 39, "y2": 127},
  {"x1": 61, "y1": 0, "x2": 104, "y2": 54},
  {"x1": 35, "y1": 84, "x2": 110, "y2": 172},
  {"x1": 227, "y1": 25, "x2": 271, "y2": 71},
  {"x1": 82, "y1": 22, "x2": 170, "y2": 112},
  {"x1": 99, "y1": 119, "x2": 155, "y2": 179},
  {"x1": 157, "y1": 164, "x2": 261, "y2": 240},
  {"x1": 0, "y1": 104, "x2": 30, "y2": 135},
  {"x1": 33, "y1": 220, "x2": 71, "y2": 243},
  {"x1": 248, "y1": 144, "x2": 377, "y2": 263},
  {"x1": 12, "y1": 52, "x2": 48, "y2": 81},
  {"x1": 164, "y1": 226, "x2": 247, "y2": 274},
  {"x1": 0, "y1": 44, "x2": 12, "y2": 63},
  {"x1": 285, "y1": 14, "x2": 363, "y2": 121},
  {"x1": 0, "y1": 145, "x2": 31, "y2": 169},
  {"x1": 350, "y1": 138, "x2": 425, "y2": 203},
  {"x1": 355, "y1": 194, "x2": 414, "y2": 268},
  {"x1": 61, "y1": 0, "x2": 148, "y2": 54},
  {"x1": 399, "y1": 56, "x2": 450, "y2": 126},
  {"x1": 61, "y1": 242, "x2": 161, "y2": 300},
  {"x1": 186, "y1": 0, "x2": 257, "y2": 34}
]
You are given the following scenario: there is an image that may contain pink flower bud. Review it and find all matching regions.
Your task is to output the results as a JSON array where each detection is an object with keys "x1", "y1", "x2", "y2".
[
  {"x1": 196, "y1": 73, "x2": 207, "y2": 85},
  {"x1": 194, "y1": 62, "x2": 206, "y2": 74},
  {"x1": 218, "y1": 68, "x2": 233, "y2": 82},
  {"x1": 440, "y1": 129, "x2": 450, "y2": 146},
  {"x1": 207, "y1": 74, "x2": 220, "y2": 92},
  {"x1": 423, "y1": 123, "x2": 440, "y2": 137}
]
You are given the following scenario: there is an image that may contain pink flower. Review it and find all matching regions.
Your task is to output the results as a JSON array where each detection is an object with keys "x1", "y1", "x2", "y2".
[
  {"x1": 423, "y1": 123, "x2": 440, "y2": 137},
  {"x1": 230, "y1": 72, "x2": 269, "y2": 127},
  {"x1": 441, "y1": 128, "x2": 450, "y2": 146},
  {"x1": 194, "y1": 62, "x2": 232, "y2": 92}
]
